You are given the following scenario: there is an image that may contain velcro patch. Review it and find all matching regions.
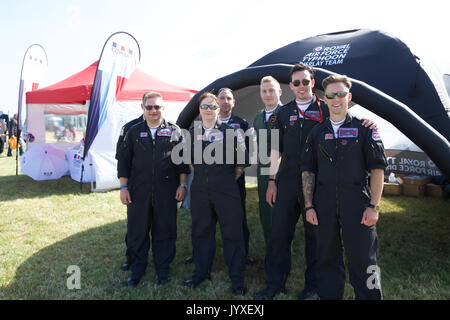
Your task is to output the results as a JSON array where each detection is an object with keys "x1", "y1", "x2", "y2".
[
  {"x1": 268, "y1": 114, "x2": 276, "y2": 125},
  {"x1": 325, "y1": 133, "x2": 334, "y2": 140},
  {"x1": 372, "y1": 129, "x2": 381, "y2": 141},
  {"x1": 289, "y1": 115, "x2": 298, "y2": 121},
  {"x1": 237, "y1": 132, "x2": 245, "y2": 143},
  {"x1": 157, "y1": 128, "x2": 172, "y2": 137},
  {"x1": 140, "y1": 132, "x2": 148, "y2": 137},
  {"x1": 229, "y1": 123, "x2": 240, "y2": 129},
  {"x1": 338, "y1": 128, "x2": 358, "y2": 138},
  {"x1": 209, "y1": 132, "x2": 224, "y2": 142}
]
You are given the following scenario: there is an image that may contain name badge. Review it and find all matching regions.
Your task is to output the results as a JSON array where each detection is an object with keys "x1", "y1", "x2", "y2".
[
  {"x1": 305, "y1": 110, "x2": 321, "y2": 121},
  {"x1": 157, "y1": 128, "x2": 172, "y2": 137},
  {"x1": 140, "y1": 132, "x2": 148, "y2": 137},
  {"x1": 229, "y1": 123, "x2": 240, "y2": 129},
  {"x1": 196, "y1": 135, "x2": 204, "y2": 141},
  {"x1": 289, "y1": 115, "x2": 298, "y2": 121},
  {"x1": 338, "y1": 128, "x2": 358, "y2": 138},
  {"x1": 209, "y1": 132, "x2": 224, "y2": 142}
]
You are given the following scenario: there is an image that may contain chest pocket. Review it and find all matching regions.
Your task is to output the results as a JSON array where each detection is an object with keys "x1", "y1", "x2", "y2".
[{"x1": 135, "y1": 136, "x2": 151, "y2": 151}]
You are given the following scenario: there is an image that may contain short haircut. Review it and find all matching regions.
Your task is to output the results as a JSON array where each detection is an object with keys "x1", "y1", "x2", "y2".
[
  {"x1": 198, "y1": 92, "x2": 219, "y2": 107},
  {"x1": 142, "y1": 91, "x2": 162, "y2": 104},
  {"x1": 217, "y1": 88, "x2": 233, "y2": 97},
  {"x1": 261, "y1": 76, "x2": 280, "y2": 88},
  {"x1": 322, "y1": 75, "x2": 352, "y2": 91},
  {"x1": 289, "y1": 63, "x2": 315, "y2": 80}
]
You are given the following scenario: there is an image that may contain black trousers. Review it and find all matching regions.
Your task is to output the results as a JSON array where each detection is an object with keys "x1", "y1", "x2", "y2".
[
  {"x1": 237, "y1": 173, "x2": 250, "y2": 256},
  {"x1": 315, "y1": 209, "x2": 382, "y2": 300},
  {"x1": 126, "y1": 189, "x2": 177, "y2": 280},
  {"x1": 191, "y1": 176, "x2": 246, "y2": 288},
  {"x1": 265, "y1": 173, "x2": 318, "y2": 292}
]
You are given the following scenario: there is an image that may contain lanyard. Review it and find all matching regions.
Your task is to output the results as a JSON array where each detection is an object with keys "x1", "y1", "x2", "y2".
[{"x1": 296, "y1": 95, "x2": 323, "y2": 123}]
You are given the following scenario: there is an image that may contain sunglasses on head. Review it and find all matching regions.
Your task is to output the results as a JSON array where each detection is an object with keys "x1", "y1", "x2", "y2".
[
  {"x1": 292, "y1": 79, "x2": 311, "y2": 87},
  {"x1": 200, "y1": 104, "x2": 218, "y2": 110},
  {"x1": 325, "y1": 91, "x2": 349, "y2": 99},
  {"x1": 144, "y1": 105, "x2": 162, "y2": 111}
]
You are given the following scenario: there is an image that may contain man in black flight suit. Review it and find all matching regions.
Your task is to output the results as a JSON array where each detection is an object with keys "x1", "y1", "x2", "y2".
[
  {"x1": 301, "y1": 75, "x2": 386, "y2": 300},
  {"x1": 117, "y1": 91, "x2": 189, "y2": 287},
  {"x1": 115, "y1": 113, "x2": 144, "y2": 272}
]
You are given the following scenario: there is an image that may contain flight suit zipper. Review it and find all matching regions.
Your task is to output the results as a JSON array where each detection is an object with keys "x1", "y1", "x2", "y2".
[
  {"x1": 152, "y1": 132, "x2": 156, "y2": 207},
  {"x1": 335, "y1": 138, "x2": 341, "y2": 224},
  {"x1": 318, "y1": 144, "x2": 333, "y2": 162}
]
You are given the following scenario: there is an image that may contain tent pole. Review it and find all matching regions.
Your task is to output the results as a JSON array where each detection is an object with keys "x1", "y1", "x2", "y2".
[
  {"x1": 16, "y1": 130, "x2": 20, "y2": 176},
  {"x1": 90, "y1": 160, "x2": 94, "y2": 192},
  {"x1": 80, "y1": 161, "x2": 84, "y2": 192}
]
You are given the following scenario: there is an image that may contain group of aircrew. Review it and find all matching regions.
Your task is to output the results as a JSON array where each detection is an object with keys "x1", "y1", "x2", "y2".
[{"x1": 116, "y1": 63, "x2": 387, "y2": 300}]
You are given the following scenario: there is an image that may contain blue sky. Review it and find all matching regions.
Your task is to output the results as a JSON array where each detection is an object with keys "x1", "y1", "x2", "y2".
[{"x1": 1, "y1": 0, "x2": 449, "y2": 114}]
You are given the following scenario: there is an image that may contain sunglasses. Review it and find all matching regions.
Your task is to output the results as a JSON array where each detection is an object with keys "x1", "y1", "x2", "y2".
[
  {"x1": 292, "y1": 79, "x2": 311, "y2": 87},
  {"x1": 144, "y1": 105, "x2": 163, "y2": 111},
  {"x1": 325, "y1": 91, "x2": 349, "y2": 99},
  {"x1": 200, "y1": 104, "x2": 218, "y2": 110}
]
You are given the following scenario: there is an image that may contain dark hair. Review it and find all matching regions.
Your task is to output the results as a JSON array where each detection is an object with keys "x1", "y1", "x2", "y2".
[
  {"x1": 322, "y1": 75, "x2": 352, "y2": 91},
  {"x1": 289, "y1": 63, "x2": 315, "y2": 80}
]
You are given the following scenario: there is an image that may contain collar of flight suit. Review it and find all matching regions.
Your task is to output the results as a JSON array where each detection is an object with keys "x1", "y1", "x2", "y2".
[{"x1": 324, "y1": 113, "x2": 354, "y2": 133}]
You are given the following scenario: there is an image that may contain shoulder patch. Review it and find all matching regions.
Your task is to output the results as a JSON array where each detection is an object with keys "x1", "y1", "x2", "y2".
[{"x1": 371, "y1": 129, "x2": 381, "y2": 141}]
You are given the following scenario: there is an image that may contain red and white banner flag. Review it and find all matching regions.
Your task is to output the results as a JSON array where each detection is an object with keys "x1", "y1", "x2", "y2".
[
  {"x1": 84, "y1": 32, "x2": 140, "y2": 157},
  {"x1": 18, "y1": 44, "x2": 48, "y2": 132}
]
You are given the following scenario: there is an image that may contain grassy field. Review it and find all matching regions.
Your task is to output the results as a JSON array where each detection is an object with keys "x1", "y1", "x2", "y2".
[{"x1": 0, "y1": 151, "x2": 449, "y2": 300}]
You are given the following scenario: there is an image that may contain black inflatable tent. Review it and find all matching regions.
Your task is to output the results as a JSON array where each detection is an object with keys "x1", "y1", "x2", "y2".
[{"x1": 177, "y1": 29, "x2": 450, "y2": 179}]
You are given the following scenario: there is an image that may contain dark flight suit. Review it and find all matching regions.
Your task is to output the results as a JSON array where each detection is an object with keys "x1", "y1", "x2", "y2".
[
  {"x1": 301, "y1": 114, "x2": 387, "y2": 300},
  {"x1": 222, "y1": 114, "x2": 251, "y2": 257},
  {"x1": 252, "y1": 104, "x2": 281, "y2": 246},
  {"x1": 266, "y1": 95, "x2": 328, "y2": 293},
  {"x1": 115, "y1": 114, "x2": 144, "y2": 268},
  {"x1": 117, "y1": 119, "x2": 190, "y2": 281},
  {"x1": 115, "y1": 115, "x2": 144, "y2": 160},
  {"x1": 188, "y1": 120, "x2": 248, "y2": 289}
]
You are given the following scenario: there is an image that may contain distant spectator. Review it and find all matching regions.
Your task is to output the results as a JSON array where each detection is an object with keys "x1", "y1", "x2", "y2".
[{"x1": 7, "y1": 114, "x2": 23, "y2": 156}]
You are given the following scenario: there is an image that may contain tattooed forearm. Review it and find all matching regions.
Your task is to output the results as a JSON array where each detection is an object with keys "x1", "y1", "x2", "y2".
[{"x1": 302, "y1": 171, "x2": 315, "y2": 206}]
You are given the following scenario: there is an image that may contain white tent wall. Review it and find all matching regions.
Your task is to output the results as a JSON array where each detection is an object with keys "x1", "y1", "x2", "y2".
[
  {"x1": 25, "y1": 103, "x2": 87, "y2": 152},
  {"x1": 26, "y1": 103, "x2": 46, "y2": 147},
  {"x1": 88, "y1": 100, "x2": 189, "y2": 191}
]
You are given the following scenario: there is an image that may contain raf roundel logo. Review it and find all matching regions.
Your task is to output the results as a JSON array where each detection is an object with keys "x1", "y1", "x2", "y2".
[{"x1": 314, "y1": 46, "x2": 323, "y2": 52}]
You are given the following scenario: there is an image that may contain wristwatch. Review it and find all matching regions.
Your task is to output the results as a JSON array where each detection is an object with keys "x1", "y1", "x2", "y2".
[
  {"x1": 368, "y1": 204, "x2": 380, "y2": 211},
  {"x1": 179, "y1": 183, "x2": 187, "y2": 189}
]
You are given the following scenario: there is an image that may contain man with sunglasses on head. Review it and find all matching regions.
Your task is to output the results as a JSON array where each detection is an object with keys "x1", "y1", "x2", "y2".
[
  {"x1": 301, "y1": 75, "x2": 386, "y2": 299},
  {"x1": 255, "y1": 63, "x2": 377, "y2": 300},
  {"x1": 183, "y1": 92, "x2": 249, "y2": 296},
  {"x1": 117, "y1": 91, "x2": 189, "y2": 287}
]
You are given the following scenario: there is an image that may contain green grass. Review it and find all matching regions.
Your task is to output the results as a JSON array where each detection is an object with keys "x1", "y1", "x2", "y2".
[{"x1": 0, "y1": 150, "x2": 449, "y2": 300}]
